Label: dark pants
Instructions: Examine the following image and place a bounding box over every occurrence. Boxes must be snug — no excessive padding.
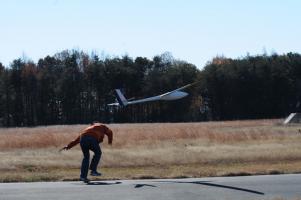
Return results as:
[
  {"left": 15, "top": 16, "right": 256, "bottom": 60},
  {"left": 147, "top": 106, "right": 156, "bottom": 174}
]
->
[{"left": 80, "top": 135, "right": 102, "bottom": 179}]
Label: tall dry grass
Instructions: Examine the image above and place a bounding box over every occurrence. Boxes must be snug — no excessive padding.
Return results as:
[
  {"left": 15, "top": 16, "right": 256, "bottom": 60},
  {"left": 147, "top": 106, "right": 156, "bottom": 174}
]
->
[
  {"left": 0, "top": 125, "right": 83, "bottom": 149},
  {"left": 0, "top": 119, "right": 297, "bottom": 150}
]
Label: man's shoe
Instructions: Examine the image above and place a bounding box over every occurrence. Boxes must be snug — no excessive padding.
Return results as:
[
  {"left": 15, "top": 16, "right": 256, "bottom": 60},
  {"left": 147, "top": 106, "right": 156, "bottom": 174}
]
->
[
  {"left": 80, "top": 177, "right": 90, "bottom": 183},
  {"left": 90, "top": 171, "right": 102, "bottom": 176}
]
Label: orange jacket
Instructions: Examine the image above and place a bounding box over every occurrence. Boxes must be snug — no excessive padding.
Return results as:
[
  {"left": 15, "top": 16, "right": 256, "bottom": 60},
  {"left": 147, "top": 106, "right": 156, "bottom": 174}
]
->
[{"left": 66, "top": 123, "right": 113, "bottom": 149}]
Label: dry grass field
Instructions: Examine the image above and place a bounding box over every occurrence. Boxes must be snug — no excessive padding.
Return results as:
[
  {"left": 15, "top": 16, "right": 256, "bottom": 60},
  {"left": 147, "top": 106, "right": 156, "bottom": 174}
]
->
[{"left": 1, "top": 119, "right": 301, "bottom": 182}]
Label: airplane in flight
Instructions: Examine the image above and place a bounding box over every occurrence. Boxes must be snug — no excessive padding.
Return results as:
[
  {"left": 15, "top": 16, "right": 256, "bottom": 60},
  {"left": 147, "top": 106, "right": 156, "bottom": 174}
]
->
[{"left": 108, "top": 82, "right": 198, "bottom": 107}]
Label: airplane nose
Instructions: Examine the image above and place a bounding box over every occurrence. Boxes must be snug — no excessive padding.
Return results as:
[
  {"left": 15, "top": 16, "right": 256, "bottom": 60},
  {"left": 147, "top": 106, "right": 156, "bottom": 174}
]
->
[{"left": 161, "top": 91, "right": 188, "bottom": 100}]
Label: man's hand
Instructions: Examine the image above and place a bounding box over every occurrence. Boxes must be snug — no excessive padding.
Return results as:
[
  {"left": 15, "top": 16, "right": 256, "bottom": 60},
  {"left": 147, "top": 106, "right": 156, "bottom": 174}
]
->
[{"left": 59, "top": 146, "right": 68, "bottom": 152}]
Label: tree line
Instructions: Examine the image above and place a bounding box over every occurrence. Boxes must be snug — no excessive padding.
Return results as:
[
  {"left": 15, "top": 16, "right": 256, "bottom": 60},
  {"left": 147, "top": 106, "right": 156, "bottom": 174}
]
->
[
  {"left": 199, "top": 53, "right": 301, "bottom": 120},
  {"left": 0, "top": 51, "right": 201, "bottom": 126},
  {"left": 0, "top": 50, "right": 300, "bottom": 127}
]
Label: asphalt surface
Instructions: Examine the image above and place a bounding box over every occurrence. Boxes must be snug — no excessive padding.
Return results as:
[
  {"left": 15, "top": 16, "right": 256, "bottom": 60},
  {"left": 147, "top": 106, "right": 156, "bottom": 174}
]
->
[{"left": 0, "top": 174, "right": 301, "bottom": 200}]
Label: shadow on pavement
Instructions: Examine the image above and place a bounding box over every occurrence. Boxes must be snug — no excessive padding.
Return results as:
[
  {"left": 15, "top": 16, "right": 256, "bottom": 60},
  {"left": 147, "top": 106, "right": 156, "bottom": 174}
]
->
[
  {"left": 82, "top": 179, "right": 264, "bottom": 195},
  {"left": 135, "top": 184, "right": 157, "bottom": 188},
  {"left": 87, "top": 181, "right": 122, "bottom": 186},
  {"left": 155, "top": 181, "right": 264, "bottom": 195}
]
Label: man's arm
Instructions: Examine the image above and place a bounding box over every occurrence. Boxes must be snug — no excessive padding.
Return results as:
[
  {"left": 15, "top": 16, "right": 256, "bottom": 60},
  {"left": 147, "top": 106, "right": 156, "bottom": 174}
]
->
[
  {"left": 60, "top": 135, "right": 80, "bottom": 151},
  {"left": 105, "top": 127, "right": 113, "bottom": 145}
]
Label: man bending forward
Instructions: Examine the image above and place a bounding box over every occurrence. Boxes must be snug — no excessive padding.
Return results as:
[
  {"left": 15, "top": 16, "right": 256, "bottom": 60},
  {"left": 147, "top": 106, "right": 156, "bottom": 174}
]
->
[{"left": 61, "top": 122, "right": 113, "bottom": 182}]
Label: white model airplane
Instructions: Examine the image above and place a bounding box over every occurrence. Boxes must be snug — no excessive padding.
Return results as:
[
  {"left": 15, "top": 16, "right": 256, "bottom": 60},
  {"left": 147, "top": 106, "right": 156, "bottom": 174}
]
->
[{"left": 108, "top": 82, "right": 197, "bottom": 107}]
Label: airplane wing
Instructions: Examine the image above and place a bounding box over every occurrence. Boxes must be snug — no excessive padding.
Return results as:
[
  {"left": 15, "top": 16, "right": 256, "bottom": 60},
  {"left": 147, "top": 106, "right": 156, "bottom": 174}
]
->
[{"left": 163, "top": 81, "right": 199, "bottom": 95}]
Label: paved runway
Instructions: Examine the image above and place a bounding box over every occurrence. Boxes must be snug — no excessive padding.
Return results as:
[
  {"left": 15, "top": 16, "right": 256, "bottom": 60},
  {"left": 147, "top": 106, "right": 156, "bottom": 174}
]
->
[{"left": 0, "top": 174, "right": 301, "bottom": 200}]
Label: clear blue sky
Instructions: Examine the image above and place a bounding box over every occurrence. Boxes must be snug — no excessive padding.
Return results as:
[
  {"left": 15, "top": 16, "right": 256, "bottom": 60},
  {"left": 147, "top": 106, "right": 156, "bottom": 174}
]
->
[{"left": 0, "top": 0, "right": 300, "bottom": 69}]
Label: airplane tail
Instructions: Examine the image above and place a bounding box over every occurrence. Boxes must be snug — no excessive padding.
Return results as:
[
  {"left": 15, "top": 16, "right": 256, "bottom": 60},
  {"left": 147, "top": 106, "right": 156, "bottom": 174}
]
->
[{"left": 115, "top": 89, "right": 128, "bottom": 106}]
